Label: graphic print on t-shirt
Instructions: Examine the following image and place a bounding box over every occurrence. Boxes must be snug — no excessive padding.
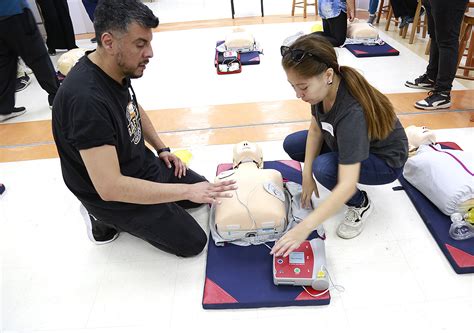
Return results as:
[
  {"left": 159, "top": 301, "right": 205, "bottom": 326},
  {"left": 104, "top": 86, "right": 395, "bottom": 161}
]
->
[{"left": 126, "top": 89, "right": 142, "bottom": 145}]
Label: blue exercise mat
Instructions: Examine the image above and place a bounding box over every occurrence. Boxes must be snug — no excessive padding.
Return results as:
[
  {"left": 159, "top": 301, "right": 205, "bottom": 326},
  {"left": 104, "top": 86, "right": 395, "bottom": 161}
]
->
[
  {"left": 345, "top": 42, "right": 400, "bottom": 58},
  {"left": 215, "top": 40, "right": 261, "bottom": 65},
  {"left": 202, "top": 160, "right": 331, "bottom": 309},
  {"left": 398, "top": 143, "right": 474, "bottom": 274}
]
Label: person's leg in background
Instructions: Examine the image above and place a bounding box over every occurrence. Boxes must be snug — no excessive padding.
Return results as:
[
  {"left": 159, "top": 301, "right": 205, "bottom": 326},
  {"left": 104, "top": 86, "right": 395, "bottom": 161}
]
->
[
  {"left": 404, "top": 0, "right": 437, "bottom": 90},
  {"left": 367, "top": 0, "right": 379, "bottom": 24},
  {"left": 0, "top": 37, "right": 25, "bottom": 121},
  {"left": 415, "top": 0, "right": 468, "bottom": 110},
  {"left": 10, "top": 8, "right": 59, "bottom": 109},
  {"left": 312, "top": 11, "right": 348, "bottom": 47},
  {"left": 391, "top": 0, "right": 418, "bottom": 29},
  {"left": 81, "top": 0, "right": 99, "bottom": 42},
  {"left": 36, "top": 0, "right": 77, "bottom": 54}
]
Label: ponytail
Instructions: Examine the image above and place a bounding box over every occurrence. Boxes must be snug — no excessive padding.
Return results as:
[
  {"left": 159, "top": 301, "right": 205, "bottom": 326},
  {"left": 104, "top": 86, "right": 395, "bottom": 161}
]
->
[{"left": 339, "top": 66, "right": 396, "bottom": 140}]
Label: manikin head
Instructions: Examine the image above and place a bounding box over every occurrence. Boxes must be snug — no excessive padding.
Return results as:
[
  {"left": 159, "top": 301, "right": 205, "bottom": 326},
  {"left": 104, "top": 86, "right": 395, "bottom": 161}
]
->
[
  {"left": 233, "top": 141, "right": 263, "bottom": 169},
  {"left": 93, "top": 0, "right": 159, "bottom": 79},
  {"left": 57, "top": 48, "right": 87, "bottom": 76},
  {"left": 405, "top": 125, "right": 437, "bottom": 151}
]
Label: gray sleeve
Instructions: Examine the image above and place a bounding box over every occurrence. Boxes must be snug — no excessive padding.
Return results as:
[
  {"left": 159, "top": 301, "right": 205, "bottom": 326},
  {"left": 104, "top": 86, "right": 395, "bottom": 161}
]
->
[{"left": 336, "top": 107, "right": 370, "bottom": 164}]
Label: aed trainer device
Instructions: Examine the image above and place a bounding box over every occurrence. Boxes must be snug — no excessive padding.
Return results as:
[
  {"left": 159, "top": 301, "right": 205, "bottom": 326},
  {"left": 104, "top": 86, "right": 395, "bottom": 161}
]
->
[
  {"left": 216, "top": 51, "right": 242, "bottom": 75},
  {"left": 273, "top": 238, "right": 329, "bottom": 291}
]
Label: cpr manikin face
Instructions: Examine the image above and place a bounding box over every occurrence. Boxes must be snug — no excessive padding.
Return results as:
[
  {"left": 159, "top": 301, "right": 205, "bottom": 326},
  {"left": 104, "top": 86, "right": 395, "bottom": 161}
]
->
[
  {"left": 405, "top": 125, "right": 437, "bottom": 152},
  {"left": 233, "top": 141, "right": 264, "bottom": 168}
]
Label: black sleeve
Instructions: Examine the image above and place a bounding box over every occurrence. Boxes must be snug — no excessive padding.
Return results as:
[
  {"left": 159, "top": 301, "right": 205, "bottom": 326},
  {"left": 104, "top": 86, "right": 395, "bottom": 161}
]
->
[
  {"left": 66, "top": 93, "right": 117, "bottom": 150},
  {"left": 336, "top": 106, "right": 370, "bottom": 165}
]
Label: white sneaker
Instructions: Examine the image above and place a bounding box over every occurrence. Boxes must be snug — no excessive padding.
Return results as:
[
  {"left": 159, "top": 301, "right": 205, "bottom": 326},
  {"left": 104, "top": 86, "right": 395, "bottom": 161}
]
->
[{"left": 336, "top": 191, "right": 373, "bottom": 239}]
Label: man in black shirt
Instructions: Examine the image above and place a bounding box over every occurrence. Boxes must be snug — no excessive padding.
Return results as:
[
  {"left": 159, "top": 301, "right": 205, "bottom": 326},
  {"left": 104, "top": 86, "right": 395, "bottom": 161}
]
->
[{"left": 52, "top": 0, "right": 236, "bottom": 257}]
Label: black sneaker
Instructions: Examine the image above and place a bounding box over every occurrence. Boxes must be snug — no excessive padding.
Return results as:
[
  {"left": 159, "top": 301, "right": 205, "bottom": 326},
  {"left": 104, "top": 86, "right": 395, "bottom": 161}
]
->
[
  {"left": 15, "top": 74, "right": 31, "bottom": 92},
  {"left": 0, "top": 183, "right": 5, "bottom": 195},
  {"left": 80, "top": 205, "right": 119, "bottom": 244},
  {"left": 0, "top": 107, "right": 27, "bottom": 122},
  {"left": 405, "top": 73, "right": 435, "bottom": 90},
  {"left": 415, "top": 90, "right": 451, "bottom": 110}
]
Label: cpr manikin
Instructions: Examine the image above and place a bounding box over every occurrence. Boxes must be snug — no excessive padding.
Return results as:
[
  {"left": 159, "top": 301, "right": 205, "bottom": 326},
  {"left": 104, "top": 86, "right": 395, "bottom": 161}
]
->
[
  {"left": 211, "top": 141, "right": 331, "bottom": 293},
  {"left": 214, "top": 141, "right": 287, "bottom": 242}
]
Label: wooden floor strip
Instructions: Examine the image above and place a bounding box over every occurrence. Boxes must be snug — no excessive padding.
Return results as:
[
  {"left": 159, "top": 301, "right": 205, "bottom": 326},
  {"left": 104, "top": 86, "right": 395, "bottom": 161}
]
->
[{"left": 1, "top": 91, "right": 472, "bottom": 162}]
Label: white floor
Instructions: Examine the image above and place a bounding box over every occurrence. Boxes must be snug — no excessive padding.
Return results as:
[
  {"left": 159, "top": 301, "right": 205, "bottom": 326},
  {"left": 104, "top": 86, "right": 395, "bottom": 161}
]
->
[{"left": 1, "top": 2, "right": 473, "bottom": 333}]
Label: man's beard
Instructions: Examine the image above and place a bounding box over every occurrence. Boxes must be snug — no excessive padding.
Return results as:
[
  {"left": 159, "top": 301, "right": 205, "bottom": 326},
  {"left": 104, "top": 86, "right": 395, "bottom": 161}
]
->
[{"left": 117, "top": 52, "right": 145, "bottom": 79}]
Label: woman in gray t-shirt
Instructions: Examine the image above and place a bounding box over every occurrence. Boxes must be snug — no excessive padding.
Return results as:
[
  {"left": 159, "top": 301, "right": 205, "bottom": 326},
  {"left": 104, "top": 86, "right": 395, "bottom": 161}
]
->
[{"left": 271, "top": 34, "right": 408, "bottom": 257}]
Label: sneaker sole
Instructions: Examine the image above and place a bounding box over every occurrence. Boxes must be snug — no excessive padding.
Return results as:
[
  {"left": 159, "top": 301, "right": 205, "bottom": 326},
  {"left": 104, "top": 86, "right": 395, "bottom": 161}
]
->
[
  {"left": 414, "top": 102, "right": 451, "bottom": 110},
  {"left": 404, "top": 83, "right": 434, "bottom": 90}
]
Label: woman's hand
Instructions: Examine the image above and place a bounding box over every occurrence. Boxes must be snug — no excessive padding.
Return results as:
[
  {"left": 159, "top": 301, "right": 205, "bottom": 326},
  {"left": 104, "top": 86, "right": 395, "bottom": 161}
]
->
[
  {"left": 270, "top": 222, "right": 313, "bottom": 257},
  {"left": 159, "top": 151, "right": 187, "bottom": 178},
  {"left": 301, "top": 171, "right": 319, "bottom": 208}
]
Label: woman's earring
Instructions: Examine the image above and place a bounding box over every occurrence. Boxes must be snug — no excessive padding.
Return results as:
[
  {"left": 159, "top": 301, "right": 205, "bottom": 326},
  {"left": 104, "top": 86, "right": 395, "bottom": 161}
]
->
[{"left": 327, "top": 80, "right": 333, "bottom": 85}]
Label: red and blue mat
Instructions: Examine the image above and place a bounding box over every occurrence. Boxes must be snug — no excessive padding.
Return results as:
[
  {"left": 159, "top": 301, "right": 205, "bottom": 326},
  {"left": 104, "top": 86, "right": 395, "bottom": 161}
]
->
[
  {"left": 202, "top": 160, "right": 331, "bottom": 309},
  {"left": 399, "top": 142, "right": 474, "bottom": 274},
  {"left": 345, "top": 42, "right": 400, "bottom": 58}
]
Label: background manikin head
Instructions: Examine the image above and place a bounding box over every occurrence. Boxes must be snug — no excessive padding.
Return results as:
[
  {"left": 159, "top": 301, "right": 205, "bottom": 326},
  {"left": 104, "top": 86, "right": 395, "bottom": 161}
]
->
[
  {"left": 405, "top": 125, "right": 437, "bottom": 152},
  {"left": 57, "top": 48, "right": 87, "bottom": 76},
  {"left": 233, "top": 141, "right": 263, "bottom": 168}
]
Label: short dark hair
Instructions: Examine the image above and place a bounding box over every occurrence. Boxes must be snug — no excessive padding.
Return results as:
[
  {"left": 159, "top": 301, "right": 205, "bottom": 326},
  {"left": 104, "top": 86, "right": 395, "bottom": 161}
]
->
[{"left": 94, "top": 0, "right": 159, "bottom": 46}]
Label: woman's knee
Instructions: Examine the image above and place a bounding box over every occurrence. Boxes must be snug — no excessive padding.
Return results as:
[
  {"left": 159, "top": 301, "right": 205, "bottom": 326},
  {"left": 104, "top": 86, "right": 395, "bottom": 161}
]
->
[
  {"left": 283, "top": 130, "right": 308, "bottom": 161},
  {"left": 313, "top": 153, "right": 339, "bottom": 186}
]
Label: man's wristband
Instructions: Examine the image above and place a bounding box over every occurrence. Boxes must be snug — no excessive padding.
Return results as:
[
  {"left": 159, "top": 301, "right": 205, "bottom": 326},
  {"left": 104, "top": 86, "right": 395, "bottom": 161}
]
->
[{"left": 157, "top": 147, "right": 171, "bottom": 155}]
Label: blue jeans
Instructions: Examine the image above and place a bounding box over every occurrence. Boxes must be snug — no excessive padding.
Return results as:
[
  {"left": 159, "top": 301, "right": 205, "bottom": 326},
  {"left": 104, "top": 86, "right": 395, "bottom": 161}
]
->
[
  {"left": 283, "top": 130, "right": 403, "bottom": 207},
  {"left": 369, "top": 0, "right": 380, "bottom": 15}
]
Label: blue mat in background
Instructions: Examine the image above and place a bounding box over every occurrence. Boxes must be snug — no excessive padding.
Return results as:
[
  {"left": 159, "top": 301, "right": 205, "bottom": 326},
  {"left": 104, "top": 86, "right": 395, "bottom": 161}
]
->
[
  {"left": 202, "top": 160, "right": 330, "bottom": 309},
  {"left": 398, "top": 142, "right": 474, "bottom": 274},
  {"left": 345, "top": 42, "right": 400, "bottom": 57},
  {"left": 215, "top": 40, "right": 261, "bottom": 65}
]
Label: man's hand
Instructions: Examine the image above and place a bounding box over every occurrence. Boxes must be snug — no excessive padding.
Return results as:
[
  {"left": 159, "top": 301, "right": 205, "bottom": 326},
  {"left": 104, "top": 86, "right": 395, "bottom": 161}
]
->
[
  {"left": 270, "top": 222, "right": 312, "bottom": 257},
  {"left": 187, "top": 180, "right": 238, "bottom": 205},
  {"left": 159, "top": 151, "right": 187, "bottom": 178}
]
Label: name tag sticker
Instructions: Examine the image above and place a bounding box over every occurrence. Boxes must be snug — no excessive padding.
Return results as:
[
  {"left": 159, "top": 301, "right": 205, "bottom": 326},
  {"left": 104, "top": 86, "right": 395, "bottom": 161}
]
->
[{"left": 321, "top": 122, "right": 334, "bottom": 136}]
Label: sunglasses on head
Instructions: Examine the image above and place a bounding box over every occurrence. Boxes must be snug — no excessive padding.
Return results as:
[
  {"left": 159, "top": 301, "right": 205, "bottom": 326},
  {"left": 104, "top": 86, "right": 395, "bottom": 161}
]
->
[{"left": 280, "top": 45, "right": 321, "bottom": 63}]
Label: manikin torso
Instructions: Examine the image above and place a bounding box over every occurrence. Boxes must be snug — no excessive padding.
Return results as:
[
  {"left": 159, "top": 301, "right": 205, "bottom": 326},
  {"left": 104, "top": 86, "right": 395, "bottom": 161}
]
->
[{"left": 214, "top": 161, "right": 287, "bottom": 237}]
